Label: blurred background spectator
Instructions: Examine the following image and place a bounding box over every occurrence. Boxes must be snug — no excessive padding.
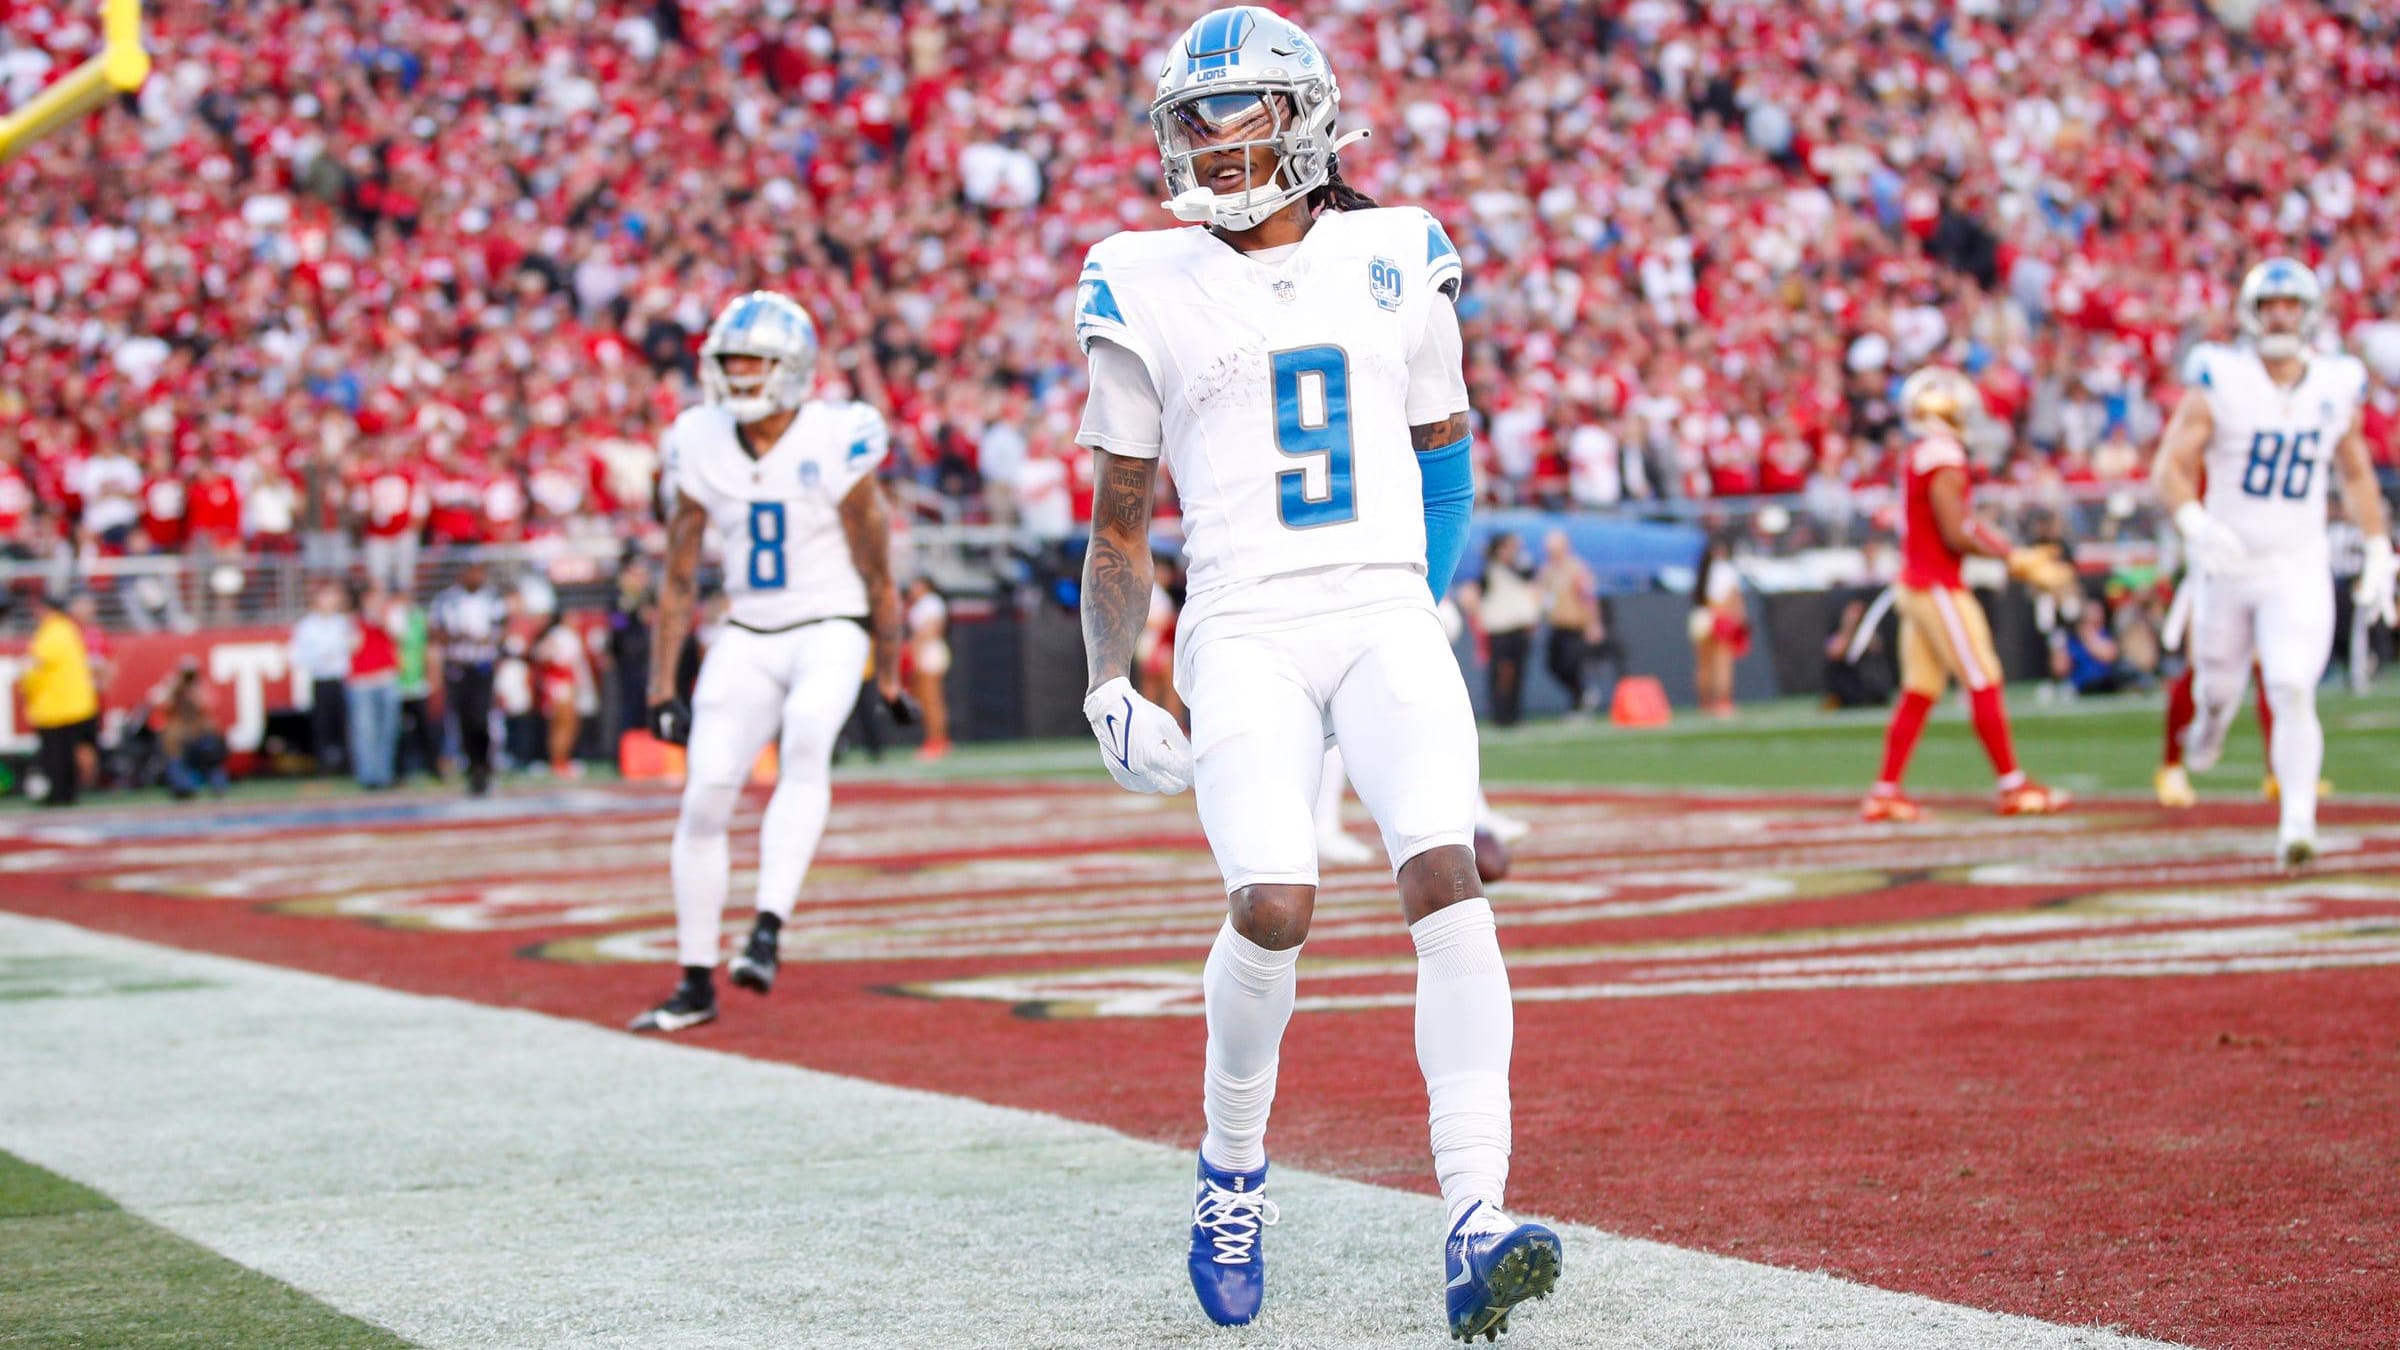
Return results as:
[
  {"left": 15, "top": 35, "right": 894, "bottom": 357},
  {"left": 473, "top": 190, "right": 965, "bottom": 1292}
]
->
[
  {"left": 17, "top": 590, "right": 97, "bottom": 805},
  {"left": 1476, "top": 533, "right": 1539, "bottom": 727},
  {"left": 1535, "top": 528, "right": 1602, "bottom": 715},
  {"left": 150, "top": 656, "right": 228, "bottom": 798},
  {"left": 1823, "top": 596, "right": 1892, "bottom": 709},
  {"left": 346, "top": 583, "right": 400, "bottom": 789},
  {"left": 288, "top": 581, "right": 354, "bottom": 773},
  {"left": 905, "top": 576, "right": 951, "bottom": 761}
]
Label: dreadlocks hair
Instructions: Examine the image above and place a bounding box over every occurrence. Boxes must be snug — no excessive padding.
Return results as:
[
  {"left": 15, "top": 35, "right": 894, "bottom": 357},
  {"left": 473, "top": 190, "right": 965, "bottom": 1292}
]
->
[{"left": 1309, "top": 154, "right": 1379, "bottom": 214}]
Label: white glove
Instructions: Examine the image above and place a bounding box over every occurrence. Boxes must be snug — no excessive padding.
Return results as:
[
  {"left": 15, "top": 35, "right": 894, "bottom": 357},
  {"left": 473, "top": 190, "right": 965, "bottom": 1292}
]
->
[
  {"left": 2357, "top": 535, "right": 2398, "bottom": 628},
  {"left": 2175, "top": 502, "right": 2249, "bottom": 577},
  {"left": 1082, "top": 676, "right": 1193, "bottom": 795}
]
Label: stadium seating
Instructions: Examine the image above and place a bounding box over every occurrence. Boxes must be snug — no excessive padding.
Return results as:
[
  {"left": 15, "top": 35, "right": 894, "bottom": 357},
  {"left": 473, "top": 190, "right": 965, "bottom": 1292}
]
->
[{"left": 3, "top": 0, "right": 2397, "bottom": 564}]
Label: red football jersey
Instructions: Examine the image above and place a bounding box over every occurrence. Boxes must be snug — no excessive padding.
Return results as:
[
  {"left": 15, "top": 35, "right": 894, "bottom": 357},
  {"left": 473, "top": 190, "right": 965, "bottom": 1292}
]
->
[
  {"left": 354, "top": 466, "right": 424, "bottom": 539},
  {"left": 0, "top": 462, "right": 35, "bottom": 540},
  {"left": 141, "top": 475, "right": 190, "bottom": 550},
  {"left": 1899, "top": 434, "right": 1971, "bottom": 590}
]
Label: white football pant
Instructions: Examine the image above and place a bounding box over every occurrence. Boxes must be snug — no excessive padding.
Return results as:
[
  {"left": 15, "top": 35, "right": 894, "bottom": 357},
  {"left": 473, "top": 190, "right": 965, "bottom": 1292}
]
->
[
  {"left": 1186, "top": 605, "right": 1480, "bottom": 890},
  {"left": 671, "top": 620, "right": 869, "bottom": 967},
  {"left": 2185, "top": 567, "right": 2332, "bottom": 842}
]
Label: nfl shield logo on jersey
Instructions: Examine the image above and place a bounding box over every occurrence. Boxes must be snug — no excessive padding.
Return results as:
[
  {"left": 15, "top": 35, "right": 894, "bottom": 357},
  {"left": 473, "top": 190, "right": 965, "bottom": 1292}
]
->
[
  {"left": 800, "top": 461, "right": 821, "bottom": 488},
  {"left": 1369, "top": 256, "right": 1403, "bottom": 312}
]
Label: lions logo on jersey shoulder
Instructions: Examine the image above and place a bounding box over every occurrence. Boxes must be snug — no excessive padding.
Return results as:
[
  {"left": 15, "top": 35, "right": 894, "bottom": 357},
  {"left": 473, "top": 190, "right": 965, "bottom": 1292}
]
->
[{"left": 1369, "top": 256, "right": 1403, "bottom": 311}]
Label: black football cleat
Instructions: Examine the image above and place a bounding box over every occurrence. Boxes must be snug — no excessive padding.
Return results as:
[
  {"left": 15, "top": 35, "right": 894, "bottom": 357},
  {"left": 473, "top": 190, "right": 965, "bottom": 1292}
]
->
[
  {"left": 628, "top": 985, "right": 717, "bottom": 1033},
  {"left": 728, "top": 923, "right": 780, "bottom": 995}
]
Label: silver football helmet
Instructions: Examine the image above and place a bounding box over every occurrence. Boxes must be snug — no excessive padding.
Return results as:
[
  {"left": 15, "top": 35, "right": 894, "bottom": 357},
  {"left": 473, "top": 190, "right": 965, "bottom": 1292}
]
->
[
  {"left": 700, "top": 291, "right": 817, "bottom": 423},
  {"left": 2236, "top": 257, "right": 2323, "bottom": 362},
  {"left": 1150, "top": 6, "right": 1367, "bottom": 233}
]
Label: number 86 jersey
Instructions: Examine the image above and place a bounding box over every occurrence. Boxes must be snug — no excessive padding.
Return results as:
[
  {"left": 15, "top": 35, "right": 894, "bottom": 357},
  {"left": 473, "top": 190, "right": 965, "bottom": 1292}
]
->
[
  {"left": 1073, "top": 208, "right": 1468, "bottom": 595},
  {"left": 2189, "top": 343, "right": 2367, "bottom": 570},
  {"left": 660, "top": 401, "right": 889, "bottom": 630}
]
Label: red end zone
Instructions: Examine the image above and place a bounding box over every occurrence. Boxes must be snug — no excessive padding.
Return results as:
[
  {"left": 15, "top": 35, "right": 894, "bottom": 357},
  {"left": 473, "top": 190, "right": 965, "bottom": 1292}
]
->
[{"left": 4, "top": 782, "right": 2396, "bottom": 1350}]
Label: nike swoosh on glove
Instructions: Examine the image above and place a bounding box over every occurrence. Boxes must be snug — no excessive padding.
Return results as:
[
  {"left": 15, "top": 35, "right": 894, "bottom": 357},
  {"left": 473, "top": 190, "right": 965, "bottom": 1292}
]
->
[
  {"left": 2175, "top": 502, "right": 2249, "bottom": 577},
  {"left": 2357, "top": 535, "right": 2398, "bottom": 628},
  {"left": 1083, "top": 676, "right": 1193, "bottom": 795}
]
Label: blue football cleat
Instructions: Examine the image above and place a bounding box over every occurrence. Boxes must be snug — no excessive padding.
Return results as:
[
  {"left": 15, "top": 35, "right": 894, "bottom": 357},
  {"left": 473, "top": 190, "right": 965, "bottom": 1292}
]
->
[
  {"left": 1188, "top": 1154, "right": 1278, "bottom": 1326},
  {"left": 1444, "top": 1201, "right": 1562, "bottom": 1342}
]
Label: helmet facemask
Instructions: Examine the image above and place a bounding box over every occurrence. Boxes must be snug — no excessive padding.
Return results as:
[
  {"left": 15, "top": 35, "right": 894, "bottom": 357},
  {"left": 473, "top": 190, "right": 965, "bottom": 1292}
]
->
[
  {"left": 1154, "top": 86, "right": 1335, "bottom": 232},
  {"left": 2237, "top": 259, "right": 2323, "bottom": 362},
  {"left": 699, "top": 293, "right": 818, "bottom": 424}
]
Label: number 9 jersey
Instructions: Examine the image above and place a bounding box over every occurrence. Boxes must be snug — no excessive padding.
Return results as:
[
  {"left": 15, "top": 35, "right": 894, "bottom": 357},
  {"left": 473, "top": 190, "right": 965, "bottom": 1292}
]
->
[
  {"left": 2187, "top": 342, "right": 2368, "bottom": 570},
  {"left": 1073, "top": 207, "right": 1468, "bottom": 597},
  {"left": 659, "top": 401, "right": 889, "bottom": 631}
]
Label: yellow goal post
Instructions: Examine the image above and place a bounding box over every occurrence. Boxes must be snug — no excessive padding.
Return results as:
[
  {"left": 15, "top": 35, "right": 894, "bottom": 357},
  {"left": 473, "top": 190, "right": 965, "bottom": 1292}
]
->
[{"left": 0, "top": 0, "right": 150, "bottom": 164}]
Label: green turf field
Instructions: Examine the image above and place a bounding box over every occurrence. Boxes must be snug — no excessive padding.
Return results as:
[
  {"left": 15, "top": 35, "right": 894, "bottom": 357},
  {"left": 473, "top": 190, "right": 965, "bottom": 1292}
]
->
[
  {"left": 0, "top": 1150, "right": 411, "bottom": 1348},
  {"left": 13, "top": 681, "right": 2392, "bottom": 812},
  {"left": 875, "top": 682, "right": 2400, "bottom": 800}
]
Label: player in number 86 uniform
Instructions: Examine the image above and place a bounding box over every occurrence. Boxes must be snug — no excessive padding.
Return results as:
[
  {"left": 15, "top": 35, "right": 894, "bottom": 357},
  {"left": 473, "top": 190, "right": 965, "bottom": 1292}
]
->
[
  {"left": 631, "top": 292, "right": 905, "bottom": 1032},
  {"left": 1073, "top": 8, "right": 1557, "bottom": 1340},
  {"left": 2154, "top": 258, "right": 2396, "bottom": 867}
]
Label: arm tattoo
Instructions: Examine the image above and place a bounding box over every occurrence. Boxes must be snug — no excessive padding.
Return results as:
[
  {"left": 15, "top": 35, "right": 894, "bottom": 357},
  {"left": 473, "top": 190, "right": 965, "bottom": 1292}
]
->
[
  {"left": 840, "top": 478, "right": 903, "bottom": 686},
  {"left": 1082, "top": 451, "right": 1158, "bottom": 689},
  {"left": 1412, "top": 412, "right": 1470, "bottom": 451},
  {"left": 648, "top": 499, "right": 708, "bottom": 700}
]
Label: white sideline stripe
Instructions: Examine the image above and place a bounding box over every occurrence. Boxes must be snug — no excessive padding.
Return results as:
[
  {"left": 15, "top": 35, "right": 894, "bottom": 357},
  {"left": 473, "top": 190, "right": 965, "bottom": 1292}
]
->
[{"left": 0, "top": 913, "right": 2184, "bottom": 1350}]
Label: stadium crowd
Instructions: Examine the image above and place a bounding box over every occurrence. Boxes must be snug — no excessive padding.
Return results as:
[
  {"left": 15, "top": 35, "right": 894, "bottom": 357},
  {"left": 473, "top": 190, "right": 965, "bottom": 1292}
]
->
[{"left": 5, "top": 0, "right": 2400, "bottom": 570}]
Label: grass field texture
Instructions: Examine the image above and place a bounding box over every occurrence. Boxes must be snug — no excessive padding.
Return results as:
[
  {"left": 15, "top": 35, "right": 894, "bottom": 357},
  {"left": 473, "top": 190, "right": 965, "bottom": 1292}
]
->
[{"left": 0, "top": 1150, "right": 409, "bottom": 1349}]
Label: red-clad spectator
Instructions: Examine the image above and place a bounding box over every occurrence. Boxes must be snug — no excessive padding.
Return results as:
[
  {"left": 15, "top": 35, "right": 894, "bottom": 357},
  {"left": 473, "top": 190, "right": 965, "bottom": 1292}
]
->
[
  {"left": 2, "top": 0, "right": 2398, "bottom": 523},
  {"left": 0, "top": 443, "right": 34, "bottom": 557},
  {"left": 352, "top": 445, "right": 428, "bottom": 592},
  {"left": 424, "top": 451, "right": 486, "bottom": 549},
  {"left": 479, "top": 452, "right": 528, "bottom": 544},
  {"left": 138, "top": 448, "right": 190, "bottom": 553},
  {"left": 186, "top": 460, "right": 245, "bottom": 554}
]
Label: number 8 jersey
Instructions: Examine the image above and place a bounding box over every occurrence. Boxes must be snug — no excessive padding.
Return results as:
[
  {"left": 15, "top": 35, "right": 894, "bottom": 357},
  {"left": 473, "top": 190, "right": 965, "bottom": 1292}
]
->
[
  {"left": 2188, "top": 342, "right": 2368, "bottom": 569},
  {"left": 1074, "top": 208, "right": 1468, "bottom": 598},
  {"left": 660, "top": 400, "right": 889, "bottom": 630}
]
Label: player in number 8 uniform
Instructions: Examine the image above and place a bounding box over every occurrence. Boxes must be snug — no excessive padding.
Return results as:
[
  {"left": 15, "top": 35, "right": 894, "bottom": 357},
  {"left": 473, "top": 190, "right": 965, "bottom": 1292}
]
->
[
  {"left": 2153, "top": 258, "right": 2396, "bottom": 867},
  {"left": 1073, "top": 8, "right": 1558, "bottom": 1340},
  {"left": 630, "top": 292, "right": 905, "bottom": 1032}
]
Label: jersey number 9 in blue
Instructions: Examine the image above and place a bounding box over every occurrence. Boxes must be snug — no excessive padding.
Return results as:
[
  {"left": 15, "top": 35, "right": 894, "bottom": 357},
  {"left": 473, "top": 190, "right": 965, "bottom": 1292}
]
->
[
  {"left": 1271, "top": 345, "right": 1357, "bottom": 530},
  {"left": 2240, "top": 429, "right": 2319, "bottom": 501},
  {"left": 747, "top": 502, "right": 787, "bottom": 589}
]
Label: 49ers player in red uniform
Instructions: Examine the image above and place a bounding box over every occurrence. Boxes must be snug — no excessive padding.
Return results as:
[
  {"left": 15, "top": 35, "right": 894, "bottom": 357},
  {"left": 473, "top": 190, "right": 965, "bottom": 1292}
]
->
[{"left": 1863, "top": 367, "right": 2076, "bottom": 822}]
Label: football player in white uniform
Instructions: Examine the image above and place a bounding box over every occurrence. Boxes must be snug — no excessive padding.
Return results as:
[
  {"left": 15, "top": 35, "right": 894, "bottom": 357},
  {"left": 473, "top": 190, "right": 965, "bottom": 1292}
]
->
[
  {"left": 1073, "top": 9, "right": 1558, "bottom": 1340},
  {"left": 2154, "top": 259, "right": 2396, "bottom": 867},
  {"left": 632, "top": 292, "right": 905, "bottom": 1032}
]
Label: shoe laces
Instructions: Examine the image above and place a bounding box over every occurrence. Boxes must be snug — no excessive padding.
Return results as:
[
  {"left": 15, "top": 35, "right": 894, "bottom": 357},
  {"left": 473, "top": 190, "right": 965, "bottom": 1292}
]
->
[{"left": 1193, "top": 1179, "right": 1279, "bottom": 1265}]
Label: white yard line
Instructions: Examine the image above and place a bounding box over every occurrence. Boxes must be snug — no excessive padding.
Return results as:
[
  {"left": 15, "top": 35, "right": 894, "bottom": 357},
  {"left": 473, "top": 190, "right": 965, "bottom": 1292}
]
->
[{"left": 0, "top": 912, "right": 2183, "bottom": 1350}]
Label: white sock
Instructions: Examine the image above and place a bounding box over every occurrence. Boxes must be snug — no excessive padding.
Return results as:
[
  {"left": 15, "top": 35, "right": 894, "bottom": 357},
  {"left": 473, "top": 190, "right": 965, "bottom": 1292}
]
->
[
  {"left": 755, "top": 773, "right": 832, "bottom": 923},
  {"left": 1412, "top": 898, "right": 1513, "bottom": 1226},
  {"left": 1200, "top": 920, "right": 1301, "bottom": 1173},
  {"left": 669, "top": 782, "right": 738, "bottom": 968},
  {"left": 2266, "top": 680, "right": 2323, "bottom": 841},
  {"left": 1315, "top": 745, "right": 1347, "bottom": 836}
]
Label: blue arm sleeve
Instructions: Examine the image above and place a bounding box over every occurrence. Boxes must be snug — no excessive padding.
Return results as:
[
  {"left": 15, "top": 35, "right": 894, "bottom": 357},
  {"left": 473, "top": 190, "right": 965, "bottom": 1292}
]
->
[{"left": 1418, "top": 435, "right": 1475, "bottom": 600}]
